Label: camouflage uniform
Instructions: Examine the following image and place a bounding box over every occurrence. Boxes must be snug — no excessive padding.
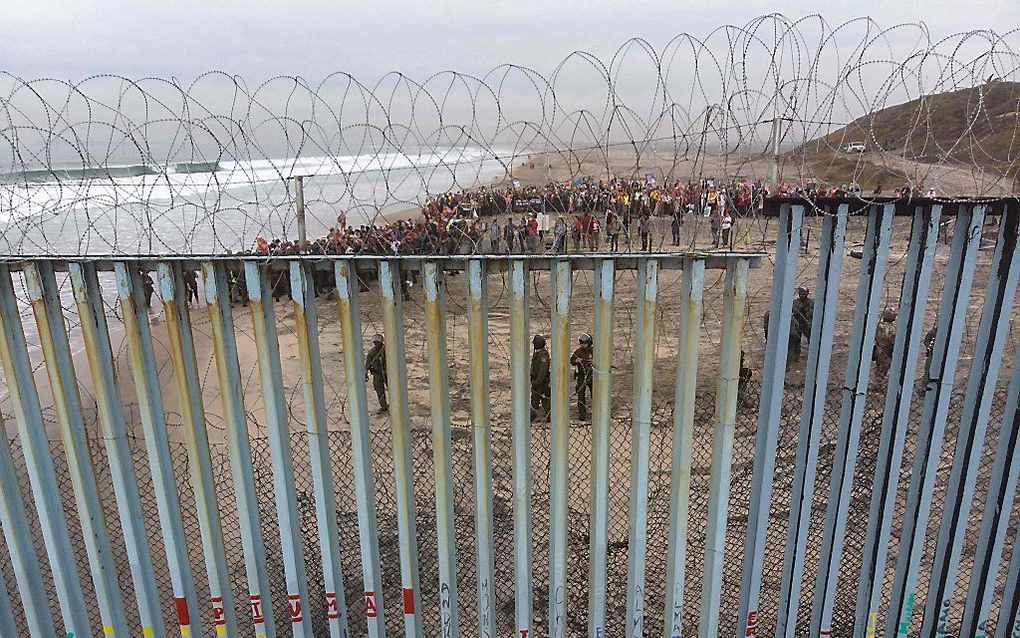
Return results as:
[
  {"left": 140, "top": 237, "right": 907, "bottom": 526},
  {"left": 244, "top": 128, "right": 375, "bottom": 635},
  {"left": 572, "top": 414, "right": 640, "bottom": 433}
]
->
[
  {"left": 570, "top": 342, "right": 594, "bottom": 420},
  {"left": 790, "top": 289, "right": 814, "bottom": 362},
  {"left": 530, "top": 342, "right": 551, "bottom": 422},
  {"left": 872, "top": 310, "right": 897, "bottom": 378},
  {"left": 366, "top": 342, "right": 389, "bottom": 411}
]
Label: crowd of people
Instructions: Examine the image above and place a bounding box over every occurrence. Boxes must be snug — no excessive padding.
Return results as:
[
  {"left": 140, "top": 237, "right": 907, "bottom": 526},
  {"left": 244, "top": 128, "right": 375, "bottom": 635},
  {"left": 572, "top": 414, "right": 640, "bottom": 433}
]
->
[{"left": 251, "top": 176, "right": 785, "bottom": 259}]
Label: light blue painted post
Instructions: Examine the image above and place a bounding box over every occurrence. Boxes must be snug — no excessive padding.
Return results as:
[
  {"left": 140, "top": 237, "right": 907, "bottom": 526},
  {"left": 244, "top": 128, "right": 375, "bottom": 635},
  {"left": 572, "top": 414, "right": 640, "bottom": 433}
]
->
[
  {"left": 664, "top": 259, "right": 705, "bottom": 638},
  {"left": 589, "top": 259, "right": 615, "bottom": 638},
  {"left": 884, "top": 205, "right": 986, "bottom": 638},
  {"left": 70, "top": 262, "right": 165, "bottom": 638},
  {"left": 0, "top": 560, "right": 17, "bottom": 637},
  {"left": 24, "top": 262, "right": 129, "bottom": 638},
  {"left": 115, "top": 261, "right": 203, "bottom": 638},
  {"left": 423, "top": 261, "right": 459, "bottom": 638},
  {"left": 737, "top": 203, "right": 802, "bottom": 638},
  {"left": 698, "top": 258, "right": 749, "bottom": 638},
  {"left": 994, "top": 538, "right": 1020, "bottom": 638},
  {"left": 921, "top": 206, "right": 1020, "bottom": 638},
  {"left": 509, "top": 259, "right": 533, "bottom": 638},
  {"left": 157, "top": 261, "right": 239, "bottom": 638},
  {"left": 0, "top": 264, "right": 91, "bottom": 638},
  {"left": 961, "top": 337, "right": 1020, "bottom": 638},
  {"left": 203, "top": 262, "right": 277, "bottom": 638},
  {"left": 290, "top": 261, "right": 350, "bottom": 638},
  {"left": 378, "top": 260, "right": 423, "bottom": 638},
  {"left": 466, "top": 259, "right": 496, "bottom": 638},
  {"left": 853, "top": 204, "right": 941, "bottom": 636},
  {"left": 334, "top": 260, "right": 386, "bottom": 638},
  {"left": 0, "top": 407, "right": 52, "bottom": 638},
  {"left": 244, "top": 262, "right": 313, "bottom": 638},
  {"left": 549, "top": 259, "right": 572, "bottom": 638},
  {"left": 625, "top": 257, "right": 658, "bottom": 638},
  {"left": 776, "top": 205, "right": 848, "bottom": 638},
  {"left": 809, "top": 204, "right": 894, "bottom": 638}
]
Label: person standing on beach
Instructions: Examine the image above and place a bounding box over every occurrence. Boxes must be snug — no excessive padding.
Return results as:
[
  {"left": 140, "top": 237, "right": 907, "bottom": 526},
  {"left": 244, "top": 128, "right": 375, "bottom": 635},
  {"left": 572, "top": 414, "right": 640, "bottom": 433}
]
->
[
  {"left": 570, "top": 333, "right": 594, "bottom": 421},
  {"left": 721, "top": 209, "right": 733, "bottom": 248},
  {"left": 142, "top": 272, "right": 155, "bottom": 309},
  {"left": 184, "top": 269, "right": 200, "bottom": 306},
  {"left": 489, "top": 219, "right": 501, "bottom": 253},
  {"left": 638, "top": 214, "right": 651, "bottom": 252},
  {"left": 365, "top": 334, "right": 389, "bottom": 414},
  {"left": 504, "top": 217, "right": 515, "bottom": 254},
  {"left": 553, "top": 215, "right": 568, "bottom": 253},
  {"left": 606, "top": 211, "right": 621, "bottom": 252},
  {"left": 671, "top": 205, "right": 683, "bottom": 246},
  {"left": 530, "top": 335, "right": 551, "bottom": 422}
]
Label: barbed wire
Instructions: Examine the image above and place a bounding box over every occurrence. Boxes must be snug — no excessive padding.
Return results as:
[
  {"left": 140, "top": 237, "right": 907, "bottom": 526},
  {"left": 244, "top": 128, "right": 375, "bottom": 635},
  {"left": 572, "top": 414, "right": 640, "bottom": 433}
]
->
[{"left": 1, "top": 14, "right": 1019, "bottom": 258}]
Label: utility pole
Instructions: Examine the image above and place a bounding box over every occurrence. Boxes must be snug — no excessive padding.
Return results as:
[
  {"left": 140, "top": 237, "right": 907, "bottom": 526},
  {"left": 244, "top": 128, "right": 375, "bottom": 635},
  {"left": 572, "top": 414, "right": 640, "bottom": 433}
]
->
[
  {"left": 770, "top": 115, "right": 781, "bottom": 191},
  {"left": 295, "top": 175, "right": 306, "bottom": 251}
]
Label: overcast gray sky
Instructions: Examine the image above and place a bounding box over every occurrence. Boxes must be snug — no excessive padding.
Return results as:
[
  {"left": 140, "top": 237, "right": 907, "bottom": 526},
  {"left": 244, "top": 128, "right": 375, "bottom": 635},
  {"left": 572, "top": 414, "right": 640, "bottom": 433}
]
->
[{"left": 2, "top": 0, "right": 1016, "bottom": 81}]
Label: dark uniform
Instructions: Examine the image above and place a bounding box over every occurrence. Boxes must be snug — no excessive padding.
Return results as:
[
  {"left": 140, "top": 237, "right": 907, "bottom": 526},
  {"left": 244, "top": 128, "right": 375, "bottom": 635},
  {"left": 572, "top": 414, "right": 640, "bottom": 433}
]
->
[
  {"left": 570, "top": 340, "right": 594, "bottom": 420},
  {"left": 872, "top": 310, "right": 897, "bottom": 378},
  {"left": 530, "top": 337, "right": 551, "bottom": 422},
  {"left": 923, "top": 325, "right": 938, "bottom": 377},
  {"left": 366, "top": 340, "right": 388, "bottom": 412}
]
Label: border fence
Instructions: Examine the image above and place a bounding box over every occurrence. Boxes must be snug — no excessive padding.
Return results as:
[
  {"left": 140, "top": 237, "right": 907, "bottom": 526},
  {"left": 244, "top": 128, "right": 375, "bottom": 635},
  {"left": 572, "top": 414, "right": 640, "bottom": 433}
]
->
[{"left": 0, "top": 198, "right": 1019, "bottom": 638}]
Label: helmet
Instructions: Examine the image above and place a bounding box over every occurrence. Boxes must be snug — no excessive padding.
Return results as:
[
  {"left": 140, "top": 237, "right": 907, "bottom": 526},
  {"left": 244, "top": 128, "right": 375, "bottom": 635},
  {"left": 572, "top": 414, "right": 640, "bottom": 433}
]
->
[
  {"left": 579, "top": 333, "right": 592, "bottom": 344},
  {"left": 532, "top": 335, "right": 546, "bottom": 348},
  {"left": 881, "top": 309, "right": 896, "bottom": 322},
  {"left": 372, "top": 334, "right": 384, "bottom": 344}
]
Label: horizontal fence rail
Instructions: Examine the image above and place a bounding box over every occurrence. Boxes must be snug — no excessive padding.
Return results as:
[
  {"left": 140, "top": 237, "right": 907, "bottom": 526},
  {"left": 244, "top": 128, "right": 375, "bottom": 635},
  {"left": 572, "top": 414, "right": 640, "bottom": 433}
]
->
[{"left": 0, "top": 204, "right": 1018, "bottom": 638}]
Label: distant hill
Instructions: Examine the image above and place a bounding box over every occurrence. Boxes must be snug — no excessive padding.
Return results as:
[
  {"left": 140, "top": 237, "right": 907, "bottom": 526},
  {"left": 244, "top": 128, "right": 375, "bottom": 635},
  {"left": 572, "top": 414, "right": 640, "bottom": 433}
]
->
[{"left": 790, "top": 81, "right": 1020, "bottom": 190}]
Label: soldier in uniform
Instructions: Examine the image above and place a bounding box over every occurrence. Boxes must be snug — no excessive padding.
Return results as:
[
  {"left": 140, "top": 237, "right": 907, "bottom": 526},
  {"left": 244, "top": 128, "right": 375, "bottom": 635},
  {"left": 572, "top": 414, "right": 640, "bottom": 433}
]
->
[
  {"left": 872, "top": 309, "right": 897, "bottom": 378},
  {"left": 791, "top": 286, "right": 813, "bottom": 358},
  {"left": 923, "top": 324, "right": 938, "bottom": 378},
  {"left": 530, "top": 335, "right": 551, "bottom": 422},
  {"left": 365, "top": 334, "right": 389, "bottom": 413},
  {"left": 570, "top": 333, "right": 594, "bottom": 421}
]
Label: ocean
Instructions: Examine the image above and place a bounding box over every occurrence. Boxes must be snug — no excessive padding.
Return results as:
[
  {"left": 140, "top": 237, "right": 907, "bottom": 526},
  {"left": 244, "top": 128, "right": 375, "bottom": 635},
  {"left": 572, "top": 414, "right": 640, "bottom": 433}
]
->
[{"left": 0, "top": 146, "right": 513, "bottom": 256}]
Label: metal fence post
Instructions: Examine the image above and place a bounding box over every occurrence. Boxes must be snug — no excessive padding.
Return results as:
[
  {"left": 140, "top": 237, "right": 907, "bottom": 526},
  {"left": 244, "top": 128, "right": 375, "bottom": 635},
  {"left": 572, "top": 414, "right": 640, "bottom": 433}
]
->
[
  {"left": 423, "top": 261, "right": 460, "bottom": 638},
  {"left": 853, "top": 204, "right": 941, "bottom": 636},
  {"left": 467, "top": 259, "right": 496, "bottom": 638},
  {"left": 626, "top": 257, "right": 658, "bottom": 638},
  {"left": 158, "top": 262, "right": 239, "bottom": 638},
  {"left": 775, "top": 205, "right": 848, "bottom": 638},
  {"left": 0, "top": 264, "right": 91, "bottom": 638},
  {"left": 378, "top": 260, "right": 423, "bottom": 638},
  {"left": 334, "top": 260, "right": 387, "bottom": 638},
  {"left": 884, "top": 205, "right": 986, "bottom": 638},
  {"left": 0, "top": 407, "right": 52, "bottom": 638},
  {"left": 961, "top": 336, "right": 1020, "bottom": 637},
  {"left": 698, "top": 257, "right": 749, "bottom": 638},
  {"left": 921, "top": 205, "right": 1020, "bottom": 638},
  {"left": 589, "top": 259, "right": 615, "bottom": 638},
  {"left": 115, "top": 261, "right": 204, "bottom": 638},
  {"left": 244, "top": 262, "right": 313, "bottom": 638},
  {"left": 995, "top": 534, "right": 1020, "bottom": 638},
  {"left": 809, "top": 203, "right": 893, "bottom": 637},
  {"left": 664, "top": 258, "right": 705, "bottom": 638},
  {"left": 509, "top": 259, "right": 533, "bottom": 638},
  {"left": 24, "top": 262, "right": 129, "bottom": 637},
  {"left": 203, "top": 262, "right": 277, "bottom": 638},
  {"left": 549, "top": 259, "right": 573, "bottom": 638},
  {"left": 737, "top": 203, "right": 802, "bottom": 638},
  {"left": 290, "top": 261, "right": 351, "bottom": 638},
  {"left": 70, "top": 262, "right": 166, "bottom": 638}
]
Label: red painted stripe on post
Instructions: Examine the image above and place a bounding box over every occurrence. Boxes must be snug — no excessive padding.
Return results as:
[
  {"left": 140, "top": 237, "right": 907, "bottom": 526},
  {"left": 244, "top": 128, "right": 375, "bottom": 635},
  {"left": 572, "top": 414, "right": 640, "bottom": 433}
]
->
[
  {"left": 402, "top": 588, "right": 415, "bottom": 614},
  {"left": 175, "top": 597, "right": 191, "bottom": 626}
]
